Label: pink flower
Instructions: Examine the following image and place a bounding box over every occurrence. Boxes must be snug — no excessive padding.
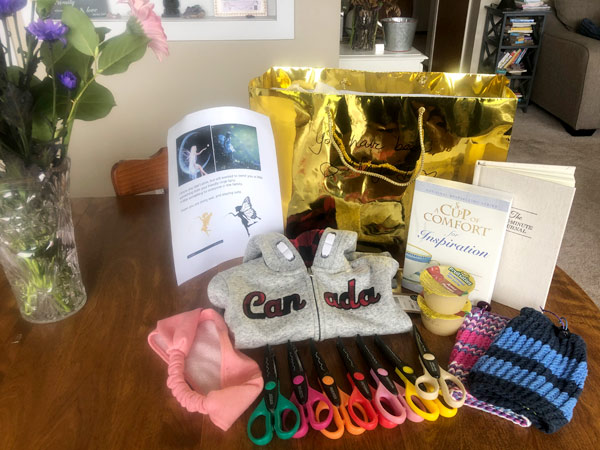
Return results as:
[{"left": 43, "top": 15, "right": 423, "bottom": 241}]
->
[{"left": 120, "top": 0, "right": 169, "bottom": 61}]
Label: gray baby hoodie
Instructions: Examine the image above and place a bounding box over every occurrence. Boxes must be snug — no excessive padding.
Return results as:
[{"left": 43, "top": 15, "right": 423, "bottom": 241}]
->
[{"left": 207, "top": 228, "right": 412, "bottom": 349}]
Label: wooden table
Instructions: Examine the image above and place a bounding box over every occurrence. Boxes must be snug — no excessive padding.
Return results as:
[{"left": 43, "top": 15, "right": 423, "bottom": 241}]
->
[{"left": 1, "top": 195, "right": 598, "bottom": 449}]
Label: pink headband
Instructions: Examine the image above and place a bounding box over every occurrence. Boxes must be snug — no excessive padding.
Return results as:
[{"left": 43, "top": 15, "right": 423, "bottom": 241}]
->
[{"left": 148, "top": 308, "right": 263, "bottom": 431}]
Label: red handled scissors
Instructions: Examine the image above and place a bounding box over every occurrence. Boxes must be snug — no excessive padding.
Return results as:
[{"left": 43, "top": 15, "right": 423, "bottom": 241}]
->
[
  {"left": 374, "top": 334, "right": 457, "bottom": 421},
  {"left": 286, "top": 341, "right": 334, "bottom": 438},
  {"left": 335, "top": 337, "right": 379, "bottom": 431},
  {"left": 355, "top": 335, "right": 408, "bottom": 429},
  {"left": 309, "top": 339, "right": 369, "bottom": 438},
  {"left": 413, "top": 325, "right": 467, "bottom": 409}
]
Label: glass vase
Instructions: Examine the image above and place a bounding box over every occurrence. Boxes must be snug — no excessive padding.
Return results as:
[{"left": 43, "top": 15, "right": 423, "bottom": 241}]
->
[{"left": 0, "top": 159, "right": 87, "bottom": 323}]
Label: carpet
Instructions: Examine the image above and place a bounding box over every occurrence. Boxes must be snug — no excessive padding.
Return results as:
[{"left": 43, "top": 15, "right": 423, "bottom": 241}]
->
[{"left": 507, "top": 104, "right": 600, "bottom": 306}]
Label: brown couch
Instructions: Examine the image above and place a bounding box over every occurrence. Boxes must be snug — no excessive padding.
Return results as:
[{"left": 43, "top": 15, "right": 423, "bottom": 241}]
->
[{"left": 531, "top": 0, "right": 600, "bottom": 134}]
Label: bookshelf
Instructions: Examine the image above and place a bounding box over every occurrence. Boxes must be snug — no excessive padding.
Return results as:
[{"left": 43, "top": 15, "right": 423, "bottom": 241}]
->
[{"left": 478, "top": 6, "right": 549, "bottom": 112}]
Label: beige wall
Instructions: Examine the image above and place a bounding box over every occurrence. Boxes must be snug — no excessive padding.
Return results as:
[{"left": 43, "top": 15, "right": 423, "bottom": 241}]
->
[
  {"left": 69, "top": 0, "right": 340, "bottom": 197},
  {"left": 468, "top": 0, "right": 496, "bottom": 72}
]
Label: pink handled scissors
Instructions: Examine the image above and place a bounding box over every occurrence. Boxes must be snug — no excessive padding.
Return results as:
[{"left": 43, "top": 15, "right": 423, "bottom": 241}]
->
[
  {"left": 286, "top": 341, "right": 334, "bottom": 438},
  {"left": 356, "top": 335, "right": 407, "bottom": 428}
]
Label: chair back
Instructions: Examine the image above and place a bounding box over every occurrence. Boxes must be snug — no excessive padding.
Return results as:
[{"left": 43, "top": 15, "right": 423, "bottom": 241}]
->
[{"left": 111, "top": 148, "right": 168, "bottom": 196}]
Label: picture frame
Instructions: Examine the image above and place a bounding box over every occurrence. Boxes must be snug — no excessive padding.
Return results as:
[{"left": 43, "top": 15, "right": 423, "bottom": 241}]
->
[{"left": 214, "top": 0, "right": 268, "bottom": 17}]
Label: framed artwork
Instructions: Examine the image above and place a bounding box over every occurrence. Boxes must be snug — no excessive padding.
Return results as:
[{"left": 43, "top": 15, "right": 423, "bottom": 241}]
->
[{"left": 214, "top": 0, "right": 268, "bottom": 17}]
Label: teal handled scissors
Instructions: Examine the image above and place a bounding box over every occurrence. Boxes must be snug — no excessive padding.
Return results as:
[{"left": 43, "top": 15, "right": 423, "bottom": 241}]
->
[
  {"left": 374, "top": 334, "right": 457, "bottom": 421},
  {"left": 247, "top": 345, "right": 301, "bottom": 446},
  {"left": 413, "top": 325, "right": 467, "bottom": 409}
]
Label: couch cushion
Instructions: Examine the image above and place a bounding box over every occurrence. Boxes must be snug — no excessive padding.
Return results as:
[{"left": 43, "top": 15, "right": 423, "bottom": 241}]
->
[{"left": 554, "top": 0, "right": 600, "bottom": 31}]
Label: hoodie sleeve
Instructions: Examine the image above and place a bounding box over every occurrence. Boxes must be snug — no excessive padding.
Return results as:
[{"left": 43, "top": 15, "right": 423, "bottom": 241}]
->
[{"left": 207, "top": 273, "right": 229, "bottom": 308}]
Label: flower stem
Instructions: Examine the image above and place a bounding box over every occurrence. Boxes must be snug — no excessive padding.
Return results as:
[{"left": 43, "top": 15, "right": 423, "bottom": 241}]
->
[
  {"left": 48, "top": 45, "right": 58, "bottom": 137},
  {"left": 11, "top": 13, "right": 24, "bottom": 67},
  {"left": 1, "top": 17, "right": 13, "bottom": 66},
  {"left": 63, "top": 73, "right": 97, "bottom": 147}
]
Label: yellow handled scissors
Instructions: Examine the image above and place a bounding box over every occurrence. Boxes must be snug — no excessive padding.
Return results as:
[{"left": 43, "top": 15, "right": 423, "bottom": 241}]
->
[
  {"left": 413, "top": 325, "right": 466, "bottom": 409},
  {"left": 374, "top": 335, "right": 456, "bottom": 420}
]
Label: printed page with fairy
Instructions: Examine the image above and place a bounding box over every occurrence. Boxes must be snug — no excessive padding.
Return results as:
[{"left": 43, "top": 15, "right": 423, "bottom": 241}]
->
[{"left": 167, "top": 107, "right": 283, "bottom": 285}]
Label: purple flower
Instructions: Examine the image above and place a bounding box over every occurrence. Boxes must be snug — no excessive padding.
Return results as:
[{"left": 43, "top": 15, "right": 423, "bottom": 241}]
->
[
  {"left": 27, "top": 19, "right": 69, "bottom": 46},
  {"left": 58, "top": 71, "right": 77, "bottom": 90},
  {"left": 0, "top": 0, "right": 27, "bottom": 17}
]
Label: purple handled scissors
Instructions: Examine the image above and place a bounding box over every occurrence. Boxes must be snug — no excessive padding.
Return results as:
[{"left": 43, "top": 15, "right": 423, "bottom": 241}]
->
[
  {"left": 286, "top": 341, "right": 334, "bottom": 438},
  {"left": 355, "top": 335, "right": 407, "bottom": 428}
]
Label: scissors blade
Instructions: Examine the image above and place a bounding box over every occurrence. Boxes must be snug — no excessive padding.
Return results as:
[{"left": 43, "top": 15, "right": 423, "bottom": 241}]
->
[
  {"left": 336, "top": 337, "right": 372, "bottom": 400},
  {"left": 373, "top": 335, "right": 419, "bottom": 386},
  {"left": 263, "top": 345, "right": 279, "bottom": 412},
  {"left": 287, "top": 341, "right": 309, "bottom": 405},
  {"left": 413, "top": 325, "right": 441, "bottom": 379},
  {"left": 355, "top": 335, "right": 399, "bottom": 396},
  {"left": 309, "top": 339, "right": 341, "bottom": 407}
]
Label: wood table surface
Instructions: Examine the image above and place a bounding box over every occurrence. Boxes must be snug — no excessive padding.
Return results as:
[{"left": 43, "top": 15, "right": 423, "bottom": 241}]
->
[{"left": 1, "top": 195, "right": 598, "bottom": 450}]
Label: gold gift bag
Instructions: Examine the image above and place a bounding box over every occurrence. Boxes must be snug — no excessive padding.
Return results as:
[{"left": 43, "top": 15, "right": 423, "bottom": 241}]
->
[{"left": 248, "top": 68, "right": 517, "bottom": 259}]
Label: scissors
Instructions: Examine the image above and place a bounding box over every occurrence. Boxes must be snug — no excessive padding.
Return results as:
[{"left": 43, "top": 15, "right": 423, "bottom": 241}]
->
[
  {"left": 309, "top": 340, "right": 369, "bottom": 438},
  {"left": 355, "top": 334, "right": 408, "bottom": 428},
  {"left": 413, "top": 325, "right": 467, "bottom": 409},
  {"left": 286, "top": 340, "right": 334, "bottom": 438},
  {"left": 247, "top": 345, "right": 301, "bottom": 446},
  {"left": 335, "top": 338, "right": 379, "bottom": 431},
  {"left": 374, "top": 334, "right": 457, "bottom": 421}
]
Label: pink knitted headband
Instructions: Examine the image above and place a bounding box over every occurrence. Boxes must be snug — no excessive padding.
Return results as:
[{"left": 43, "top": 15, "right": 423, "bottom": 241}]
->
[{"left": 148, "top": 308, "right": 263, "bottom": 431}]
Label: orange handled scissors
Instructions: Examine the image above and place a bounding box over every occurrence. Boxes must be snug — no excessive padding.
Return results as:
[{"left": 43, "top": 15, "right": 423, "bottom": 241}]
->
[
  {"left": 413, "top": 325, "right": 466, "bottom": 409},
  {"left": 374, "top": 335, "right": 457, "bottom": 420},
  {"left": 309, "top": 340, "right": 368, "bottom": 439}
]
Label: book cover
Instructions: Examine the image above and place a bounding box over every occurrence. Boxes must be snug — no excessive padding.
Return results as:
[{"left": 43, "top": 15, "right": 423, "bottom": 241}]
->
[
  {"left": 515, "top": 48, "right": 528, "bottom": 64},
  {"left": 401, "top": 176, "right": 513, "bottom": 304},
  {"left": 472, "top": 161, "right": 576, "bottom": 310}
]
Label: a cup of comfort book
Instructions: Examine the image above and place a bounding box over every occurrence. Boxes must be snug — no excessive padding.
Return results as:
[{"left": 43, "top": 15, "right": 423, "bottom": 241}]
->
[{"left": 401, "top": 175, "right": 514, "bottom": 309}]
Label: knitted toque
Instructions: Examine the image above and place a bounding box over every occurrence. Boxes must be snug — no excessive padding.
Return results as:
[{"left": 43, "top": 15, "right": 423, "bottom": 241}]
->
[
  {"left": 468, "top": 307, "right": 588, "bottom": 433},
  {"left": 447, "top": 307, "right": 531, "bottom": 427}
]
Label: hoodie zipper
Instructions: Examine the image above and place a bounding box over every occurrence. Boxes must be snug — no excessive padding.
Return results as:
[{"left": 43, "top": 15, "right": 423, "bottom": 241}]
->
[{"left": 307, "top": 267, "right": 321, "bottom": 341}]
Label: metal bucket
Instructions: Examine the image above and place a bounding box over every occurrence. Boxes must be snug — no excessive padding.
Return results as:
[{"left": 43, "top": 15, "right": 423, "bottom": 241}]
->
[{"left": 381, "top": 17, "right": 418, "bottom": 52}]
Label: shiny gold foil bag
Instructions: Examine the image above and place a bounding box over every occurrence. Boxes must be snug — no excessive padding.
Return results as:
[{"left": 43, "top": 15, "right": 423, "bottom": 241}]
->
[{"left": 249, "top": 67, "right": 517, "bottom": 258}]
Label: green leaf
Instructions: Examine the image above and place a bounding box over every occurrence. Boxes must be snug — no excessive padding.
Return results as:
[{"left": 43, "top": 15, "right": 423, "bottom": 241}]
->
[
  {"left": 75, "top": 81, "right": 116, "bottom": 121},
  {"left": 0, "top": 84, "right": 33, "bottom": 129},
  {"left": 98, "top": 33, "right": 149, "bottom": 75},
  {"left": 61, "top": 6, "right": 99, "bottom": 57},
  {"left": 96, "top": 27, "right": 111, "bottom": 43},
  {"left": 40, "top": 41, "right": 94, "bottom": 84},
  {"left": 36, "top": 0, "right": 57, "bottom": 18},
  {"left": 30, "top": 77, "right": 69, "bottom": 141}
]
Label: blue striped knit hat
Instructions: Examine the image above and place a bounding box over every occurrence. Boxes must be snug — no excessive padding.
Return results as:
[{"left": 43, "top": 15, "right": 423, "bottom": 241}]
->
[{"left": 467, "top": 307, "right": 587, "bottom": 433}]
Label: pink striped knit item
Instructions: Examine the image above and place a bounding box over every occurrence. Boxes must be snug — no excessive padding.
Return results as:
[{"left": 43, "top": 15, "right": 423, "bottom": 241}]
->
[{"left": 447, "top": 307, "right": 532, "bottom": 427}]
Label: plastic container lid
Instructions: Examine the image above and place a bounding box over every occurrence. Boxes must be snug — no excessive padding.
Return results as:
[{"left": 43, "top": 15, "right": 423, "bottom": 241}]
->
[{"left": 420, "top": 265, "right": 475, "bottom": 298}]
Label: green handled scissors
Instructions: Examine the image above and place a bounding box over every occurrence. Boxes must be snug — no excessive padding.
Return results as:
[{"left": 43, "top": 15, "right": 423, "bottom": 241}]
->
[{"left": 247, "top": 345, "right": 301, "bottom": 446}]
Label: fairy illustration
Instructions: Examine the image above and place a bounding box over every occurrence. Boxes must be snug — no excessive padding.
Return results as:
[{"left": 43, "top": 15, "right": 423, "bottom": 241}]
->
[
  {"left": 199, "top": 212, "right": 212, "bottom": 236},
  {"left": 229, "top": 196, "right": 261, "bottom": 236},
  {"left": 186, "top": 145, "right": 210, "bottom": 180}
]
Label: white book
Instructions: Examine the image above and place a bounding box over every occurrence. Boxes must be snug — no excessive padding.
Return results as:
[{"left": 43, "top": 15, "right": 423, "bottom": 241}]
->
[
  {"left": 473, "top": 160, "right": 576, "bottom": 310},
  {"left": 402, "top": 176, "right": 513, "bottom": 304}
]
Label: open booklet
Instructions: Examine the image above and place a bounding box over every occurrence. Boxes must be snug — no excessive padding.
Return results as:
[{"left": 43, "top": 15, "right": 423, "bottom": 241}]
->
[{"left": 167, "top": 107, "right": 284, "bottom": 285}]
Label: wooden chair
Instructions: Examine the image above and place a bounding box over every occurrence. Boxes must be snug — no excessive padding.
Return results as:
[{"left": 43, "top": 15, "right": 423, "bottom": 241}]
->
[{"left": 111, "top": 147, "right": 168, "bottom": 196}]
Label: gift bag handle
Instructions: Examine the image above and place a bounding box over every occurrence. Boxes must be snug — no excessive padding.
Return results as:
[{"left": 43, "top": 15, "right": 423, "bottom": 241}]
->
[{"left": 326, "top": 106, "right": 426, "bottom": 187}]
